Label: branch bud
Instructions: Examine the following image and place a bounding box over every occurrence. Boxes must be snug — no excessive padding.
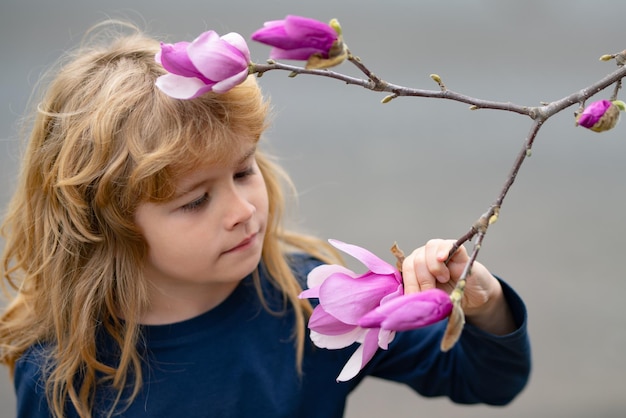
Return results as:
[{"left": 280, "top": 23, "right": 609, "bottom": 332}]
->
[
  {"left": 430, "top": 74, "right": 446, "bottom": 91},
  {"left": 329, "top": 18, "right": 342, "bottom": 36}
]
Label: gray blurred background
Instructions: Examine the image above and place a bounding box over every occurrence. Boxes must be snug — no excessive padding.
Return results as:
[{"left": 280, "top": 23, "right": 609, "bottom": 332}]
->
[{"left": 2, "top": 1, "right": 626, "bottom": 417}]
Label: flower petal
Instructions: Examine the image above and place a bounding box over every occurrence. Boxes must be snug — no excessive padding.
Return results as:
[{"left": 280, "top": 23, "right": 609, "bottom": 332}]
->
[
  {"left": 336, "top": 344, "right": 365, "bottom": 382},
  {"left": 307, "top": 264, "right": 359, "bottom": 290},
  {"left": 211, "top": 69, "right": 249, "bottom": 94},
  {"left": 308, "top": 305, "right": 355, "bottom": 335},
  {"left": 336, "top": 329, "right": 379, "bottom": 382},
  {"left": 318, "top": 271, "right": 401, "bottom": 324},
  {"left": 155, "top": 30, "right": 251, "bottom": 98},
  {"left": 283, "top": 15, "right": 337, "bottom": 48},
  {"left": 309, "top": 327, "right": 366, "bottom": 349},
  {"left": 359, "top": 289, "right": 453, "bottom": 331},
  {"left": 157, "top": 41, "right": 204, "bottom": 79},
  {"left": 378, "top": 329, "right": 395, "bottom": 350},
  {"left": 578, "top": 100, "right": 612, "bottom": 128},
  {"left": 269, "top": 47, "right": 328, "bottom": 61},
  {"left": 252, "top": 15, "right": 338, "bottom": 60},
  {"left": 299, "top": 287, "right": 319, "bottom": 299},
  {"left": 188, "top": 32, "right": 249, "bottom": 82},
  {"left": 251, "top": 20, "right": 289, "bottom": 46},
  {"left": 329, "top": 239, "right": 400, "bottom": 277},
  {"left": 220, "top": 32, "right": 251, "bottom": 63},
  {"left": 155, "top": 73, "right": 214, "bottom": 100}
]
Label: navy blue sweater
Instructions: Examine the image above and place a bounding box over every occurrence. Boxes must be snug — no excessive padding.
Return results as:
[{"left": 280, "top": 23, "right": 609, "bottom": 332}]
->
[{"left": 14, "top": 254, "right": 531, "bottom": 417}]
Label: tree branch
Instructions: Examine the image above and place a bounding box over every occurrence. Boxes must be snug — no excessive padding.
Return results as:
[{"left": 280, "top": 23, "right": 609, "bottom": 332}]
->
[{"left": 251, "top": 50, "right": 626, "bottom": 313}]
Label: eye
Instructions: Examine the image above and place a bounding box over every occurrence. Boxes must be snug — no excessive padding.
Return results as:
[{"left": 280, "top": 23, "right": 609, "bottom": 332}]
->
[
  {"left": 180, "top": 193, "right": 209, "bottom": 212},
  {"left": 234, "top": 166, "right": 255, "bottom": 180}
]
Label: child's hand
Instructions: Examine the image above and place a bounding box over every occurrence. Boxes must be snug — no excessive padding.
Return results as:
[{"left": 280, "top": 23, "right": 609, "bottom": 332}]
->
[{"left": 401, "top": 239, "right": 516, "bottom": 335}]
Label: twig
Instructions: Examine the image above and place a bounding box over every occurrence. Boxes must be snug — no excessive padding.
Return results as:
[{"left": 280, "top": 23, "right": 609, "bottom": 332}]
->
[
  {"left": 252, "top": 59, "right": 626, "bottom": 118},
  {"left": 251, "top": 50, "right": 626, "bottom": 319}
]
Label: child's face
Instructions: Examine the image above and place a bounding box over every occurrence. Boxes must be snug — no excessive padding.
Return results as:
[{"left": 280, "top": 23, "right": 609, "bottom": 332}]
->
[{"left": 134, "top": 144, "right": 268, "bottom": 303}]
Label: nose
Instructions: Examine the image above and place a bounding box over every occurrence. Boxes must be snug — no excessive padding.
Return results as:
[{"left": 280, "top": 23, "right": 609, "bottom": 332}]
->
[{"left": 223, "top": 187, "right": 255, "bottom": 230}]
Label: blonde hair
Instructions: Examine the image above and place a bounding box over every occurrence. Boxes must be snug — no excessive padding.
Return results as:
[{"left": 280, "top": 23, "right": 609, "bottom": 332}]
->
[{"left": 0, "top": 22, "right": 341, "bottom": 418}]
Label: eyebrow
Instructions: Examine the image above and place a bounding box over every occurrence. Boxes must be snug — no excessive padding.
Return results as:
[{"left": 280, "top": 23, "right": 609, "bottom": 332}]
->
[
  {"left": 237, "top": 145, "right": 257, "bottom": 165},
  {"left": 173, "top": 145, "right": 257, "bottom": 199}
]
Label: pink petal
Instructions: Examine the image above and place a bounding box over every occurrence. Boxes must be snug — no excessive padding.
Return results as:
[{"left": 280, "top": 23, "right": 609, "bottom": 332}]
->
[
  {"left": 299, "top": 287, "right": 319, "bottom": 299},
  {"left": 379, "top": 284, "right": 404, "bottom": 305},
  {"left": 252, "top": 16, "right": 336, "bottom": 54},
  {"left": 220, "top": 32, "right": 251, "bottom": 63},
  {"left": 283, "top": 15, "right": 338, "bottom": 42},
  {"left": 359, "top": 289, "right": 453, "bottom": 331},
  {"left": 155, "top": 73, "right": 214, "bottom": 100},
  {"left": 307, "top": 305, "right": 355, "bottom": 335},
  {"left": 578, "top": 100, "right": 612, "bottom": 128},
  {"left": 318, "top": 271, "right": 401, "bottom": 324},
  {"left": 188, "top": 32, "right": 249, "bottom": 82},
  {"left": 250, "top": 20, "right": 288, "bottom": 45},
  {"left": 360, "top": 328, "right": 381, "bottom": 366},
  {"left": 306, "top": 264, "right": 358, "bottom": 289},
  {"left": 269, "top": 47, "right": 326, "bottom": 61},
  {"left": 329, "top": 239, "right": 400, "bottom": 277},
  {"left": 157, "top": 41, "right": 204, "bottom": 79}
]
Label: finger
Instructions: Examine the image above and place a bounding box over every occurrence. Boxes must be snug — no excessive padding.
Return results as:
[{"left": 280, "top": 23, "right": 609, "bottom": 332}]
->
[
  {"left": 444, "top": 242, "right": 470, "bottom": 279},
  {"left": 414, "top": 245, "right": 438, "bottom": 291},
  {"left": 425, "top": 239, "right": 453, "bottom": 283},
  {"left": 401, "top": 249, "right": 422, "bottom": 295}
]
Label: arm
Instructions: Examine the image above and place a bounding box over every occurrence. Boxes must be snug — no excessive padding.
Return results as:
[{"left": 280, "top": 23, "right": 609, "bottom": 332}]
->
[
  {"left": 365, "top": 278, "right": 530, "bottom": 405},
  {"left": 366, "top": 238, "right": 530, "bottom": 404}
]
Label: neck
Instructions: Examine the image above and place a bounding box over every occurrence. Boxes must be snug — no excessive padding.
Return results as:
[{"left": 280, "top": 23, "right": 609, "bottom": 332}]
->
[{"left": 140, "top": 280, "right": 241, "bottom": 325}]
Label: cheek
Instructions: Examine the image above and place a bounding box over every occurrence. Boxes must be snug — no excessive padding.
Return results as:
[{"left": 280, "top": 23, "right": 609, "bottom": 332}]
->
[{"left": 255, "top": 178, "right": 270, "bottom": 218}]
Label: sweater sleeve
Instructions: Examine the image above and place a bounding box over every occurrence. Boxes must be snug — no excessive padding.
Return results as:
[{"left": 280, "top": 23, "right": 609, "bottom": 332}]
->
[
  {"left": 14, "top": 347, "right": 54, "bottom": 418},
  {"left": 363, "top": 278, "right": 531, "bottom": 405}
]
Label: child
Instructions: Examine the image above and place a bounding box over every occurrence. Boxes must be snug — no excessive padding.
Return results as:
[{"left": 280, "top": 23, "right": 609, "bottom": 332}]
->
[{"left": 0, "top": 22, "right": 530, "bottom": 417}]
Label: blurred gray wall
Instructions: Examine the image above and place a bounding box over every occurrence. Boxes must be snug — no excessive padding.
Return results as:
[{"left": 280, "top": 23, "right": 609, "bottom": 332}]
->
[{"left": 2, "top": 1, "right": 626, "bottom": 417}]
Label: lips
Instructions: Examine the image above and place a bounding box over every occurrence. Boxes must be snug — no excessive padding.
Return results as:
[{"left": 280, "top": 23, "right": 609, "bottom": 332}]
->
[{"left": 224, "top": 233, "right": 257, "bottom": 253}]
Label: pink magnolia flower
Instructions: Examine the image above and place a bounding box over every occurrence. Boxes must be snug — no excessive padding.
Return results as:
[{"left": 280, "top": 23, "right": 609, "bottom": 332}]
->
[
  {"left": 359, "top": 289, "right": 453, "bottom": 331},
  {"left": 576, "top": 99, "right": 625, "bottom": 132},
  {"left": 251, "top": 15, "right": 347, "bottom": 69},
  {"left": 299, "top": 239, "right": 403, "bottom": 381},
  {"left": 251, "top": 15, "right": 339, "bottom": 60},
  {"left": 155, "top": 31, "right": 251, "bottom": 99}
]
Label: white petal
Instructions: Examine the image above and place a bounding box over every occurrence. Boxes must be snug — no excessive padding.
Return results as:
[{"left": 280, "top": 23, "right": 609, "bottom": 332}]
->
[
  {"left": 211, "top": 69, "right": 249, "bottom": 94},
  {"left": 336, "top": 345, "right": 364, "bottom": 382},
  {"left": 378, "top": 329, "right": 396, "bottom": 350},
  {"left": 309, "top": 327, "right": 366, "bottom": 349},
  {"left": 155, "top": 74, "right": 208, "bottom": 99},
  {"left": 307, "top": 264, "right": 357, "bottom": 289}
]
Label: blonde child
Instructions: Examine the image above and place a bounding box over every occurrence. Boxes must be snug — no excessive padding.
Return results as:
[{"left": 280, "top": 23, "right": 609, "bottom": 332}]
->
[{"left": 0, "top": 22, "right": 530, "bottom": 417}]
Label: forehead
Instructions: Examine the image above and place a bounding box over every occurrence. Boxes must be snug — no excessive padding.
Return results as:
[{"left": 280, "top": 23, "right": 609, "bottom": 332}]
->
[
  {"left": 173, "top": 143, "right": 257, "bottom": 189},
  {"left": 170, "top": 129, "right": 257, "bottom": 170}
]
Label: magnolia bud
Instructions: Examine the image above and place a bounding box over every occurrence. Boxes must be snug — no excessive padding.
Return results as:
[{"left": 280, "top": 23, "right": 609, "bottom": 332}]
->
[{"left": 576, "top": 100, "right": 625, "bottom": 133}]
